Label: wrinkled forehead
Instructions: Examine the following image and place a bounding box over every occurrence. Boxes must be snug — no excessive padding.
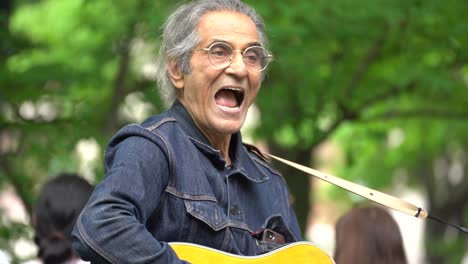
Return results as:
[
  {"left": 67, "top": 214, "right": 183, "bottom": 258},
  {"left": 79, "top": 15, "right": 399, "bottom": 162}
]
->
[{"left": 196, "top": 11, "right": 261, "bottom": 47}]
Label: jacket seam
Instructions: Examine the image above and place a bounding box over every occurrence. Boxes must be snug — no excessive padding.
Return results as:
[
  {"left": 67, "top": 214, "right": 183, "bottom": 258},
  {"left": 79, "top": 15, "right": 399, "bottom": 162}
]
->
[
  {"left": 184, "top": 209, "right": 252, "bottom": 233},
  {"left": 165, "top": 186, "right": 218, "bottom": 202},
  {"left": 141, "top": 124, "right": 177, "bottom": 213},
  {"left": 145, "top": 117, "right": 177, "bottom": 132},
  {"left": 76, "top": 213, "right": 118, "bottom": 264},
  {"left": 249, "top": 153, "right": 288, "bottom": 184}
]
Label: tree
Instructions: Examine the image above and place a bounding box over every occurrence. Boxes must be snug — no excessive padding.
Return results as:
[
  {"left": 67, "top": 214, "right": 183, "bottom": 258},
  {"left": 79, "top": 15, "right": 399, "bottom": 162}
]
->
[
  {"left": 250, "top": 0, "right": 467, "bottom": 263},
  {"left": 1, "top": 0, "right": 467, "bottom": 262},
  {"left": 1, "top": 0, "right": 171, "bottom": 260}
]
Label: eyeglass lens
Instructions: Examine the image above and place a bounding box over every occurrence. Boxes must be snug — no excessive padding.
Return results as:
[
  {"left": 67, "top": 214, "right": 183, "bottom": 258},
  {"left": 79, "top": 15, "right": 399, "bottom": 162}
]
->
[{"left": 207, "top": 42, "right": 270, "bottom": 71}]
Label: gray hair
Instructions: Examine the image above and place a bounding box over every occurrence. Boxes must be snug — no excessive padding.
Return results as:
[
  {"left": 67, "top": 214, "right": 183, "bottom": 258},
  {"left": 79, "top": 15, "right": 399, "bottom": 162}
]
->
[{"left": 156, "top": 0, "right": 268, "bottom": 104}]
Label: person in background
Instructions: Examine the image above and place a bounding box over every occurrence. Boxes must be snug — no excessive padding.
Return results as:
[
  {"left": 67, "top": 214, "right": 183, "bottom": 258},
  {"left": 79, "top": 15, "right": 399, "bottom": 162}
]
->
[
  {"left": 72, "top": 0, "right": 302, "bottom": 263},
  {"left": 27, "top": 173, "right": 93, "bottom": 264},
  {"left": 334, "top": 205, "right": 408, "bottom": 264}
]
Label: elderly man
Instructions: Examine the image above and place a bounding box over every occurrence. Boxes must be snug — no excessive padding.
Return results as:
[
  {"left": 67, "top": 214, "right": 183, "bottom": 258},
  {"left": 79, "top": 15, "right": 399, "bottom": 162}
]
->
[{"left": 72, "top": 0, "right": 302, "bottom": 263}]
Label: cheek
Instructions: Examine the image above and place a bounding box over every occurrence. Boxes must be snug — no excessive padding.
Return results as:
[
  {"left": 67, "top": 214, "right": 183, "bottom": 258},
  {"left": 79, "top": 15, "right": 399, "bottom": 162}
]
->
[
  {"left": 191, "top": 60, "right": 221, "bottom": 85},
  {"left": 249, "top": 75, "right": 262, "bottom": 94},
  {"left": 191, "top": 53, "right": 215, "bottom": 75}
]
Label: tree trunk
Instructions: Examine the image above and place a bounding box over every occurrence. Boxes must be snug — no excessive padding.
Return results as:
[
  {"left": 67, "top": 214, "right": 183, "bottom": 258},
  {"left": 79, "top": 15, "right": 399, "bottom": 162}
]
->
[{"left": 418, "top": 155, "right": 468, "bottom": 264}]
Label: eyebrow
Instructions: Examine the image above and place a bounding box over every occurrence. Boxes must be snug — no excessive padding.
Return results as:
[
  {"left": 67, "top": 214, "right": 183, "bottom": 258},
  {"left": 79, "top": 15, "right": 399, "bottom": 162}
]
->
[{"left": 206, "top": 39, "right": 263, "bottom": 48}]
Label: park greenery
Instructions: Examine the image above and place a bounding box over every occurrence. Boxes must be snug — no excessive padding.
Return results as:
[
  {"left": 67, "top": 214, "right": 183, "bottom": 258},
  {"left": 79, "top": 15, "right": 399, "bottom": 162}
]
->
[{"left": 1, "top": 0, "right": 467, "bottom": 263}]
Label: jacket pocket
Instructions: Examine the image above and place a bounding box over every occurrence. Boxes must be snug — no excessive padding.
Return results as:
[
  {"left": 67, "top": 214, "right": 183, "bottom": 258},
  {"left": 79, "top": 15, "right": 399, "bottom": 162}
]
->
[
  {"left": 262, "top": 215, "right": 297, "bottom": 243},
  {"left": 254, "top": 215, "right": 298, "bottom": 255},
  {"left": 183, "top": 199, "right": 230, "bottom": 231}
]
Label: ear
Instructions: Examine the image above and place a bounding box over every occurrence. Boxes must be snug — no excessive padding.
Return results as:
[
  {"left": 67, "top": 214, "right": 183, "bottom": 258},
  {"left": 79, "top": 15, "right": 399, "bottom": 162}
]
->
[{"left": 167, "top": 60, "right": 184, "bottom": 89}]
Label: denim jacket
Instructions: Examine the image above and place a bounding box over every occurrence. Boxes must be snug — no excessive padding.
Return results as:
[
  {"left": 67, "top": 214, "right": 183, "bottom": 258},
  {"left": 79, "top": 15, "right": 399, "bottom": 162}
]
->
[{"left": 72, "top": 101, "right": 302, "bottom": 263}]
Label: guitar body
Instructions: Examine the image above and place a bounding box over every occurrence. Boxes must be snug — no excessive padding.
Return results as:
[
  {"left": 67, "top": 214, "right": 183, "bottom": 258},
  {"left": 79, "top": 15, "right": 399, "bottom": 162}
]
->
[{"left": 170, "top": 241, "right": 335, "bottom": 264}]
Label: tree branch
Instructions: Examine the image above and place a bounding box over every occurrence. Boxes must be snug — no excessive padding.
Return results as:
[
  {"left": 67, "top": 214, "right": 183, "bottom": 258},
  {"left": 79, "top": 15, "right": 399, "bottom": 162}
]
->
[
  {"left": 358, "top": 81, "right": 417, "bottom": 110},
  {"left": 310, "top": 116, "right": 345, "bottom": 149},
  {"left": 343, "top": 22, "right": 390, "bottom": 99}
]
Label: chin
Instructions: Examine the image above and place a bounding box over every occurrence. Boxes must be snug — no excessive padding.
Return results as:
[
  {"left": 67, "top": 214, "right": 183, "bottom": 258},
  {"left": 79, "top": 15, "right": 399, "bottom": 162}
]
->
[{"left": 215, "top": 120, "right": 244, "bottom": 135}]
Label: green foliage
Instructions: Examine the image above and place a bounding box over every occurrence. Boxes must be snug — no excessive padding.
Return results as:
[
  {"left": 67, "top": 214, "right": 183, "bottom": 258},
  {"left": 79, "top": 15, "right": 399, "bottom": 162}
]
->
[
  {"left": 249, "top": 1, "right": 468, "bottom": 262},
  {"left": 0, "top": 208, "right": 31, "bottom": 263},
  {"left": 1, "top": 0, "right": 467, "bottom": 262},
  {"left": 1, "top": 0, "right": 172, "bottom": 259},
  {"left": 427, "top": 235, "right": 467, "bottom": 264},
  {"left": 254, "top": 0, "right": 468, "bottom": 146}
]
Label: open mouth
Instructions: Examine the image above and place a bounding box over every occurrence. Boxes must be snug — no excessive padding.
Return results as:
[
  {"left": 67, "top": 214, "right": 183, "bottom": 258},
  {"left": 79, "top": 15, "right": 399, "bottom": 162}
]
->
[{"left": 214, "top": 88, "right": 245, "bottom": 109}]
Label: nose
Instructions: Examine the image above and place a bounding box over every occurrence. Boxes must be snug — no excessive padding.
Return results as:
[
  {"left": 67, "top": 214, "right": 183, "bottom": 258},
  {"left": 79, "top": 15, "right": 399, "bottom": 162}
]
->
[{"left": 225, "top": 51, "right": 248, "bottom": 77}]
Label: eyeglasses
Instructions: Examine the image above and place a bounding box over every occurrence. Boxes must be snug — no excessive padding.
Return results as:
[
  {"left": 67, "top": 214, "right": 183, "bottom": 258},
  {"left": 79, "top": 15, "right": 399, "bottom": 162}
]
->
[{"left": 194, "top": 42, "right": 273, "bottom": 72}]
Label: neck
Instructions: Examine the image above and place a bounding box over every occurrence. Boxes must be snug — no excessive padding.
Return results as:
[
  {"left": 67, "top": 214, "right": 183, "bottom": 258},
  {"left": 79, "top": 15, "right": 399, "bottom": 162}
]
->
[
  {"left": 178, "top": 100, "right": 233, "bottom": 166},
  {"left": 207, "top": 134, "right": 232, "bottom": 166}
]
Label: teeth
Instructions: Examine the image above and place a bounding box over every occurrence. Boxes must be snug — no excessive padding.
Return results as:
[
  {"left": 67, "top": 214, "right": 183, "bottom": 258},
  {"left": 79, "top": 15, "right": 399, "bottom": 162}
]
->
[{"left": 225, "top": 87, "right": 242, "bottom": 92}]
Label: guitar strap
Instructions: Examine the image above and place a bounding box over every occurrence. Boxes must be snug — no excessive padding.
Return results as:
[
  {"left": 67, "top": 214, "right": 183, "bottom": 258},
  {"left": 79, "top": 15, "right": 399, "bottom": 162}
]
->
[{"left": 265, "top": 153, "right": 468, "bottom": 234}]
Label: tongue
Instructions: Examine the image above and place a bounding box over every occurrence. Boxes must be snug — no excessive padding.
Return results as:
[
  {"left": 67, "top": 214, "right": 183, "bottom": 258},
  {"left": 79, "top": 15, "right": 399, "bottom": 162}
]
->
[{"left": 215, "top": 90, "right": 237, "bottom": 108}]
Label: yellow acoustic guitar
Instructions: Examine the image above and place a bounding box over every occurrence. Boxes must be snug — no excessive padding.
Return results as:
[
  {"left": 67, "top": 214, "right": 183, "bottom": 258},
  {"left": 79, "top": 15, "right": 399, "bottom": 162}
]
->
[{"left": 170, "top": 241, "right": 335, "bottom": 263}]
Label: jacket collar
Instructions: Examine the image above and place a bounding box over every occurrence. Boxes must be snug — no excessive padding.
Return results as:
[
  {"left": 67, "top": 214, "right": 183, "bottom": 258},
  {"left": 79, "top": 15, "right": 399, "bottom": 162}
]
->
[{"left": 169, "top": 100, "right": 268, "bottom": 183}]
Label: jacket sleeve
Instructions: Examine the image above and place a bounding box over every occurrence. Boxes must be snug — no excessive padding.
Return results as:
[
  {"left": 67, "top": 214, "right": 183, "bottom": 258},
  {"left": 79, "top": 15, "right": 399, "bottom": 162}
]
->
[
  {"left": 72, "top": 134, "right": 188, "bottom": 264},
  {"left": 288, "top": 205, "right": 303, "bottom": 241}
]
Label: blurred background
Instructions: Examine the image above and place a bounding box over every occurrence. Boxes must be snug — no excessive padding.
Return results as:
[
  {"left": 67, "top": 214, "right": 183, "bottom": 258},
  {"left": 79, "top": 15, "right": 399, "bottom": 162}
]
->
[{"left": 1, "top": 0, "right": 467, "bottom": 263}]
